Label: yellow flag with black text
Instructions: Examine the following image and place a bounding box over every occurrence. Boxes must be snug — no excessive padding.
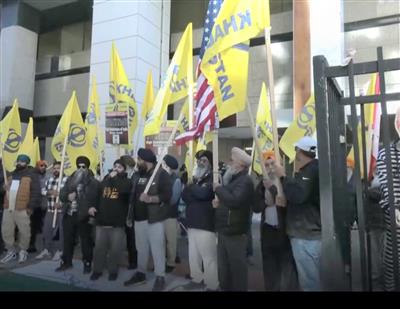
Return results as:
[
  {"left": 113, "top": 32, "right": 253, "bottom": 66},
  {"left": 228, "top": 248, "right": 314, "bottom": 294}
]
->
[
  {"left": 33, "top": 137, "right": 40, "bottom": 164},
  {"left": 0, "top": 100, "right": 22, "bottom": 172},
  {"left": 279, "top": 95, "right": 316, "bottom": 162},
  {"left": 144, "top": 23, "right": 193, "bottom": 136},
  {"left": 85, "top": 76, "right": 103, "bottom": 172},
  {"left": 51, "top": 91, "right": 92, "bottom": 176},
  {"left": 18, "top": 117, "right": 35, "bottom": 165},
  {"left": 110, "top": 42, "right": 139, "bottom": 147},
  {"left": 252, "top": 83, "right": 273, "bottom": 175}
]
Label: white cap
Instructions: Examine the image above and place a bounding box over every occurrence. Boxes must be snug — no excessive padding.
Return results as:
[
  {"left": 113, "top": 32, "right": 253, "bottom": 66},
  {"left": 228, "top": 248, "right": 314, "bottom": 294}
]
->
[{"left": 294, "top": 136, "right": 317, "bottom": 153}]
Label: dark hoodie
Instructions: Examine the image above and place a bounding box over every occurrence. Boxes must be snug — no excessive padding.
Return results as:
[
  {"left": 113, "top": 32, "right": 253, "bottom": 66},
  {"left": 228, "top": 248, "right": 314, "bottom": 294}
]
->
[{"left": 95, "top": 172, "right": 131, "bottom": 227}]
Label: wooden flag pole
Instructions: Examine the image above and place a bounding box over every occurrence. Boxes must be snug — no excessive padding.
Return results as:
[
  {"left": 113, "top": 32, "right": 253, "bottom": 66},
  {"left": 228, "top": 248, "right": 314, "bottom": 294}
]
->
[
  {"left": 143, "top": 108, "right": 185, "bottom": 194},
  {"left": 248, "top": 140, "right": 255, "bottom": 176},
  {"left": 212, "top": 129, "right": 219, "bottom": 184},
  {"left": 246, "top": 101, "right": 268, "bottom": 180},
  {"left": 264, "top": 27, "right": 281, "bottom": 166},
  {"left": 188, "top": 82, "right": 195, "bottom": 184},
  {"left": 53, "top": 133, "right": 68, "bottom": 228}
]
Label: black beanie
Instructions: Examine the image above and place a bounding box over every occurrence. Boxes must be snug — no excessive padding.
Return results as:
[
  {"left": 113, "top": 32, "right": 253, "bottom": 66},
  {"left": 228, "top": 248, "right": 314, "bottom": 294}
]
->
[
  {"left": 137, "top": 148, "right": 157, "bottom": 164},
  {"left": 76, "top": 156, "right": 90, "bottom": 168},
  {"left": 113, "top": 159, "right": 126, "bottom": 170},
  {"left": 163, "top": 154, "right": 179, "bottom": 170},
  {"left": 196, "top": 150, "right": 213, "bottom": 166}
]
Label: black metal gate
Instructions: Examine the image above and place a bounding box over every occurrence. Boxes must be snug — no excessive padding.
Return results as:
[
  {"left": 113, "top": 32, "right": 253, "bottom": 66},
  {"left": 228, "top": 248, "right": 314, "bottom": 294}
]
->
[{"left": 313, "top": 47, "right": 400, "bottom": 291}]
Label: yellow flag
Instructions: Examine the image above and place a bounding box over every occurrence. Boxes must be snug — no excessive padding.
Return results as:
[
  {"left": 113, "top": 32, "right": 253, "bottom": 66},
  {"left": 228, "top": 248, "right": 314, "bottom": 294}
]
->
[
  {"left": 110, "top": 42, "right": 139, "bottom": 147},
  {"left": 142, "top": 71, "right": 155, "bottom": 121},
  {"left": 177, "top": 100, "right": 190, "bottom": 134},
  {"left": 19, "top": 117, "right": 35, "bottom": 166},
  {"left": 202, "top": 0, "right": 270, "bottom": 65},
  {"left": 144, "top": 23, "right": 193, "bottom": 136},
  {"left": 85, "top": 76, "right": 103, "bottom": 171},
  {"left": 252, "top": 83, "right": 273, "bottom": 175},
  {"left": 347, "top": 73, "right": 378, "bottom": 178},
  {"left": 279, "top": 95, "right": 316, "bottom": 162},
  {"left": 51, "top": 91, "right": 92, "bottom": 176},
  {"left": 33, "top": 137, "right": 40, "bottom": 164},
  {"left": 1, "top": 100, "right": 22, "bottom": 172}
]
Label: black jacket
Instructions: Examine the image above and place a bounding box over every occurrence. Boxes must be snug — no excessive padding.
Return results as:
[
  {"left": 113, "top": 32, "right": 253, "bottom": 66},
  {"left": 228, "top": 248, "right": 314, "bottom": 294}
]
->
[
  {"left": 60, "top": 170, "right": 100, "bottom": 222},
  {"left": 282, "top": 159, "right": 321, "bottom": 240},
  {"left": 254, "top": 181, "right": 291, "bottom": 250},
  {"left": 215, "top": 170, "right": 254, "bottom": 235},
  {"left": 96, "top": 172, "right": 131, "bottom": 227},
  {"left": 128, "top": 167, "right": 172, "bottom": 224},
  {"left": 182, "top": 171, "right": 215, "bottom": 232}
]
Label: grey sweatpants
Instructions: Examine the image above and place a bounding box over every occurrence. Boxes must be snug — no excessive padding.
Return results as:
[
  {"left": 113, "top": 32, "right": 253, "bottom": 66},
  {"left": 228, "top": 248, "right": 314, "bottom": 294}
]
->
[
  {"left": 217, "top": 233, "right": 248, "bottom": 291},
  {"left": 42, "top": 211, "right": 63, "bottom": 253},
  {"left": 92, "top": 226, "right": 125, "bottom": 275},
  {"left": 135, "top": 220, "right": 166, "bottom": 277},
  {"left": 2, "top": 209, "right": 31, "bottom": 251}
]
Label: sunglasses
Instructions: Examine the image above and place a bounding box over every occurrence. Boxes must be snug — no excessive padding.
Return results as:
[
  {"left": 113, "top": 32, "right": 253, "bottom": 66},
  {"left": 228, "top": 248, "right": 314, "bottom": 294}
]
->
[{"left": 78, "top": 164, "right": 87, "bottom": 169}]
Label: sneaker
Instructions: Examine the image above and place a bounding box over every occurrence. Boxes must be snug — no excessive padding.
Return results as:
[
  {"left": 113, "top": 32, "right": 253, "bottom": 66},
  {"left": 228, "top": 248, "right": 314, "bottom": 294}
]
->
[
  {"left": 183, "top": 281, "right": 205, "bottom": 291},
  {"left": 52, "top": 250, "right": 62, "bottom": 262},
  {"left": 165, "top": 265, "right": 175, "bottom": 273},
  {"left": 83, "top": 262, "right": 92, "bottom": 274},
  {"left": 152, "top": 276, "right": 165, "bottom": 291},
  {"left": 108, "top": 273, "right": 118, "bottom": 281},
  {"left": 90, "top": 272, "right": 102, "bottom": 281},
  {"left": 0, "top": 250, "right": 17, "bottom": 263},
  {"left": 36, "top": 249, "right": 51, "bottom": 260},
  {"left": 124, "top": 271, "right": 146, "bottom": 287},
  {"left": 18, "top": 250, "right": 28, "bottom": 264},
  {"left": 55, "top": 262, "right": 73, "bottom": 272}
]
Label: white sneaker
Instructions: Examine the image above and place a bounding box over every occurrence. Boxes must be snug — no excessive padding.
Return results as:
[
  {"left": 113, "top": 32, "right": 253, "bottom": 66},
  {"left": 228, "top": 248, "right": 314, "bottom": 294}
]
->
[
  {"left": 1, "top": 250, "right": 17, "bottom": 263},
  {"left": 52, "top": 250, "right": 62, "bottom": 261},
  {"left": 18, "top": 250, "right": 28, "bottom": 264},
  {"left": 36, "top": 249, "right": 51, "bottom": 260}
]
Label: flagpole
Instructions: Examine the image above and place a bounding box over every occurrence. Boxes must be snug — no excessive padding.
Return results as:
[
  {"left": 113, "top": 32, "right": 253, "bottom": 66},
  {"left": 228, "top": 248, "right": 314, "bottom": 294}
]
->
[
  {"left": 143, "top": 107, "right": 185, "bottom": 194},
  {"left": 264, "top": 27, "right": 281, "bottom": 166},
  {"left": 212, "top": 129, "right": 219, "bottom": 184},
  {"left": 53, "top": 133, "right": 68, "bottom": 228},
  {"left": 188, "top": 83, "right": 195, "bottom": 184},
  {"left": 0, "top": 144, "right": 8, "bottom": 187},
  {"left": 248, "top": 140, "right": 255, "bottom": 176},
  {"left": 246, "top": 101, "right": 268, "bottom": 179}
]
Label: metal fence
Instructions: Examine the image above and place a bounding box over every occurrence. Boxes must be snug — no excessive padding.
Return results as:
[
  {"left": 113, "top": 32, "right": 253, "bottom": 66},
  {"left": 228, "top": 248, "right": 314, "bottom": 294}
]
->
[{"left": 313, "top": 47, "right": 400, "bottom": 291}]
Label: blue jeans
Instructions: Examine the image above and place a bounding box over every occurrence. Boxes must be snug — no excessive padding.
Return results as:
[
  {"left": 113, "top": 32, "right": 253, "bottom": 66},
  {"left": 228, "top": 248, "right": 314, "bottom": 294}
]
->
[{"left": 290, "top": 238, "right": 321, "bottom": 291}]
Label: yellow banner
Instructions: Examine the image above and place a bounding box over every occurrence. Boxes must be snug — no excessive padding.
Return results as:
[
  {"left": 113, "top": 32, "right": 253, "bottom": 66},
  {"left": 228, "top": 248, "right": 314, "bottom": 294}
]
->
[
  {"left": 33, "top": 137, "right": 40, "bottom": 164},
  {"left": 279, "top": 95, "right": 316, "bottom": 162},
  {"left": 110, "top": 42, "right": 139, "bottom": 147},
  {"left": 252, "top": 83, "right": 273, "bottom": 175},
  {"left": 19, "top": 117, "right": 35, "bottom": 166},
  {"left": 51, "top": 91, "right": 92, "bottom": 176},
  {"left": 142, "top": 71, "right": 155, "bottom": 121},
  {"left": 0, "top": 100, "right": 22, "bottom": 172},
  {"left": 85, "top": 76, "right": 103, "bottom": 171},
  {"left": 202, "top": 0, "right": 270, "bottom": 65},
  {"left": 144, "top": 23, "right": 193, "bottom": 136}
]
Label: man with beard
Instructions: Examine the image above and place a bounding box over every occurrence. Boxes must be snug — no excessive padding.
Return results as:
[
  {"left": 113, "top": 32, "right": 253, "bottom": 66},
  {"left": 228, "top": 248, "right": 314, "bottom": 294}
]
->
[
  {"left": 253, "top": 151, "right": 298, "bottom": 291},
  {"left": 272, "top": 136, "right": 321, "bottom": 291},
  {"left": 161, "top": 154, "right": 182, "bottom": 273},
  {"left": 212, "top": 147, "right": 254, "bottom": 291},
  {"left": 120, "top": 154, "right": 138, "bottom": 270},
  {"left": 28, "top": 160, "right": 49, "bottom": 253},
  {"left": 89, "top": 159, "right": 131, "bottom": 281},
  {"left": 56, "top": 156, "right": 100, "bottom": 274},
  {"left": 0, "top": 154, "right": 41, "bottom": 264},
  {"left": 36, "top": 161, "right": 68, "bottom": 261},
  {"left": 181, "top": 150, "right": 218, "bottom": 291},
  {"left": 124, "top": 148, "right": 172, "bottom": 291}
]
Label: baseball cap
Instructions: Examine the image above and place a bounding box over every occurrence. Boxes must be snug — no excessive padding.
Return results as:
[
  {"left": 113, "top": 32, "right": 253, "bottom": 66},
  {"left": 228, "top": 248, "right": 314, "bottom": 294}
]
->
[{"left": 294, "top": 136, "right": 317, "bottom": 153}]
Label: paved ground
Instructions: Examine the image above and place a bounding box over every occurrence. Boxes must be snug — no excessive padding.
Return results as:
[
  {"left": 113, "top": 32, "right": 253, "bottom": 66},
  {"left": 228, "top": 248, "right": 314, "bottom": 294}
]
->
[{"left": 0, "top": 214, "right": 265, "bottom": 291}]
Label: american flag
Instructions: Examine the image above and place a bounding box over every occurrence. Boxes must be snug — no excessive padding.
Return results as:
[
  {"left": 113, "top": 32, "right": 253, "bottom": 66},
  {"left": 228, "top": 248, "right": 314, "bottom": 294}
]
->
[{"left": 175, "top": 0, "right": 223, "bottom": 145}]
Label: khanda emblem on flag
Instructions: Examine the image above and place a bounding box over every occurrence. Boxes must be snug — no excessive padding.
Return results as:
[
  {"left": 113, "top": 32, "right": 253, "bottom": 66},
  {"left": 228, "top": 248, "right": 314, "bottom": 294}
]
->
[
  {"left": 4, "top": 129, "right": 21, "bottom": 153},
  {"left": 68, "top": 124, "right": 86, "bottom": 147},
  {"left": 297, "top": 103, "right": 315, "bottom": 136}
]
